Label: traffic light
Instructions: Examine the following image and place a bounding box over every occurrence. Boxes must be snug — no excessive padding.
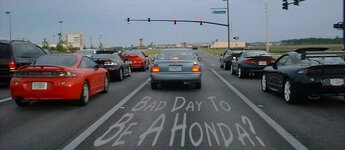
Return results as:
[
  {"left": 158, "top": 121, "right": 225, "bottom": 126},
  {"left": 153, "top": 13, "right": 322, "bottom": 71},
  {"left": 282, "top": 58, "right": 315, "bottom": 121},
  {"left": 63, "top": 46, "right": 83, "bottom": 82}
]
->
[
  {"left": 173, "top": 18, "right": 177, "bottom": 24},
  {"left": 282, "top": 0, "right": 288, "bottom": 10},
  {"left": 127, "top": 18, "right": 130, "bottom": 24},
  {"left": 148, "top": 18, "right": 151, "bottom": 24},
  {"left": 233, "top": 36, "right": 239, "bottom": 40},
  {"left": 293, "top": 0, "right": 299, "bottom": 5},
  {"left": 200, "top": 19, "right": 203, "bottom": 26}
]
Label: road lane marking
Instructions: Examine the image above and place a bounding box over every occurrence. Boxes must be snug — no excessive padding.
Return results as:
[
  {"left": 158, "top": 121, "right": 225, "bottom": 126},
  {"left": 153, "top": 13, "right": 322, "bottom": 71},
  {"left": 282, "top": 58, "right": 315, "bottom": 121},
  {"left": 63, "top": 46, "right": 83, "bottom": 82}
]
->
[
  {"left": 62, "top": 78, "right": 151, "bottom": 150},
  {"left": 210, "top": 69, "right": 308, "bottom": 150},
  {"left": 0, "top": 97, "right": 12, "bottom": 103}
]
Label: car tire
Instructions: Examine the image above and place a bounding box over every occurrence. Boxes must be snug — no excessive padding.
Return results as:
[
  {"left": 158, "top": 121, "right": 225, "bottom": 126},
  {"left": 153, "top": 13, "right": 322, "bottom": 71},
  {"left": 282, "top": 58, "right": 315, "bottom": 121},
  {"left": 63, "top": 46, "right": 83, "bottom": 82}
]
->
[
  {"left": 261, "top": 74, "right": 269, "bottom": 92},
  {"left": 224, "top": 62, "right": 230, "bottom": 70},
  {"left": 79, "top": 81, "right": 89, "bottom": 106},
  {"left": 238, "top": 66, "right": 246, "bottom": 79},
  {"left": 117, "top": 68, "right": 124, "bottom": 81},
  {"left": 283, "top": 79, "right": 298, "bottom": 104},
  {"left": 230, "top": 65, "right": 236, "bottom": 75},
  {"left": 15, "top": 98, "right": 30, "bottom": 107},
  {"left": 195, "top": 82, "right": 201, "bottom": 89},
  {"left": 102, "top": 75, "right": 109, "bottom": 93},
  {"left": 127, "top": 67, "right": 131, "bottom": 77},
  {"left": 151, "top": 82, "right": 158, "bottom": 89}
]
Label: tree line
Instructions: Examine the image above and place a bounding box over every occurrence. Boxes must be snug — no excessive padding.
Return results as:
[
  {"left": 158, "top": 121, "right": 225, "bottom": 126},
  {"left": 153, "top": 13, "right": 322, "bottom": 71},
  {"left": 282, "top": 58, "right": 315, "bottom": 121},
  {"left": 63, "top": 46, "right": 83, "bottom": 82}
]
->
[{"left": 281, "top": 37, "right": 342, "bottom": 45}]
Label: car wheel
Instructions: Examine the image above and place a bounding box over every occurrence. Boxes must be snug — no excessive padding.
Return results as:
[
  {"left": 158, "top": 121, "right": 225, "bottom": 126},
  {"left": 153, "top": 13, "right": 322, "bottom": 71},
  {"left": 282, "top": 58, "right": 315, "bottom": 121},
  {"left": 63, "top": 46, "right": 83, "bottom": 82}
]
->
[
  {"left": 151, "top": 82, "right": 158, "bottom": 89},
  {"left": 283, "top": 79, "right": 298, "bottom": 104},
  {"left": 230, "top": 65, "right": 236, "bottom": 75},
  {"left": 261, "top": 74, "right": 269, "bottom": 92},
  {"left": 127, "top": 67, "right": 131, "bottom": 77},
  {"left": 238, "top": 66, "right": 246, "bottom": 78},
  {"left": 15, "top": 98, "right": 30, "bottom": 107},
  {"left": 195, "top": 82, "right": 201, "bottom": 89},
  {"left": 117, "top": 68, "right": 123, "bottom": 81},
  {"left": 102, "top": 75, "right": 109, "bottom": 93},
  {"left": 224, "top": 62, "right": 230, "bottom": 70},
  {"left": 79, "top": 81, "right": 89, "bottom": 106}
]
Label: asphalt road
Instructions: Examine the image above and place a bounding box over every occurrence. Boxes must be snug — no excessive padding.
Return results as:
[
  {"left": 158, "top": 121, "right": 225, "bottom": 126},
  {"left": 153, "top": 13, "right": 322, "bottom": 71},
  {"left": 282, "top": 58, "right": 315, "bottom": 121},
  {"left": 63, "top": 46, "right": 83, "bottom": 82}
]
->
[{"left": 0, "top": 50, "right": 345, "bottom": 150}]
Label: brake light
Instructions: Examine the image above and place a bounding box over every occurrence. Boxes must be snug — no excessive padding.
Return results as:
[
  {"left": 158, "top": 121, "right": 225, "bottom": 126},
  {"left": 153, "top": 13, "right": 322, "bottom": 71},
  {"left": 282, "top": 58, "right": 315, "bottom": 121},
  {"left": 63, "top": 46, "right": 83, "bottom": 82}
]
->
[
  {"left": 227, "top": 56, "right": 236, "bottom": 59},
  {"left": 170, "top": 57, "right": 179, "bottom": 60},
  {"left": 151, "top": 64, "right": 160, "bottom": 72},
  {"left": 104, "top": 62, "right": 116, "bottom": 65},
  {"left": 269, "top": 59, "right": 276, "bottom": 63},
  {"left": 244, "top": 60, "right": 255, "bottom": 64},
  {"left": 298, "top": 68, "right": 323, "bottom": 75},
  {"left": 9, "top": 61, "right": 16, "bottom": 70},
  {"left": 192, "top": 64, "right": 200, "bottom": 72}
]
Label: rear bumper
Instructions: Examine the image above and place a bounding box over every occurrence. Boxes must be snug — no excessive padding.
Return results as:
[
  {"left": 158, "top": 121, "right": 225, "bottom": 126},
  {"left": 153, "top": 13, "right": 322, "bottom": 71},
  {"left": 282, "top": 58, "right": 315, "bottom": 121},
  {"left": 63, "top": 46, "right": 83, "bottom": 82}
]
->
[
  {"left": 131, "top": 62, "right": 145, "bottom": 68},
  {"left": 10, "top": 77, "right": 83, "bottom": 100},
  {"left": 294, "top": 82, "right": 345, "bottom": 96},
  {"left": 243, "top": 65, "right": 268, "bottom": 73},
  {"left": 151, "top": 72, "right": 202, "bottom": 83}
]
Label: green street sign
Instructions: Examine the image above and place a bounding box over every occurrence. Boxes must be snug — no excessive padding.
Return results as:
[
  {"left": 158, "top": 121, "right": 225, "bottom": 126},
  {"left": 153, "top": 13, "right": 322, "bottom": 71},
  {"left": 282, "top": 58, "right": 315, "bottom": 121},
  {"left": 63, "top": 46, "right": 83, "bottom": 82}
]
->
[{"left": 212, "top": 10, "right": 226, "bottom": 14}]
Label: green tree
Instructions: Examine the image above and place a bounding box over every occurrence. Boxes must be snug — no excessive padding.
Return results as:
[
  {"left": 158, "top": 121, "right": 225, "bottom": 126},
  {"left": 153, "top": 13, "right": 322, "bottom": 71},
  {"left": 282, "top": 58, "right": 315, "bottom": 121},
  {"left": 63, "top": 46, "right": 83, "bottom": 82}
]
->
[
  {"left": 90, "top": 44, "right": 95, "bottom": 49},
  {"left": 99, "top": 42, "right": 104, "bottom": 49},
  {"left": 41, "top": 38, "right": 50, "bottom": 49},
  {"left": 83, "top": 45, "right": 87, "bottom": 49},
  {"left": 56, "top": 39, "right": 65, "bottom": 52},
  {"left": 68, "top": 43, "right": 76, "bottom": 53}
]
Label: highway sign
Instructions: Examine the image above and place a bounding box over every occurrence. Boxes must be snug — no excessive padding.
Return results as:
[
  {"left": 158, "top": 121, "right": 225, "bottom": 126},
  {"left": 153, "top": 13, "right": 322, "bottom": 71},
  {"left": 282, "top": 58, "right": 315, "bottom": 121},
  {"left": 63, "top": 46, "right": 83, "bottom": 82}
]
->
[{"left": 212, "top": 10, "right": 226, "bottom": 14}]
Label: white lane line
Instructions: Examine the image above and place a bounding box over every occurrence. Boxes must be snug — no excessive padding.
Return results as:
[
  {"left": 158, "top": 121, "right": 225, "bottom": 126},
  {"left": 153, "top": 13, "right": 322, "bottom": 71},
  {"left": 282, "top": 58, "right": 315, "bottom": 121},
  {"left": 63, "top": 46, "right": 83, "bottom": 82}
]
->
[
  {"left": 210, "top": 69, "right": 308, "bottom": 150},
  {"left": 63, "top": 78, "right": 151, "bottom": 150},
  {"left": 0, "top": 97, "right": 12, "bottom": 103}
]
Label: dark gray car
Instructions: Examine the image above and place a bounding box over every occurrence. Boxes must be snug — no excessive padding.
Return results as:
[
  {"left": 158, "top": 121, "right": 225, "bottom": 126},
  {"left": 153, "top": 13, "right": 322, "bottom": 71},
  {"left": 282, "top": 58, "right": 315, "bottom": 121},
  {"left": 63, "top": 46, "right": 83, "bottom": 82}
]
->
[
  {"left": 219, "top": 50, "right": 241, "bottom": 70},
  {"left": 150, "top": 49, "right": 202, "bottom": 89}
]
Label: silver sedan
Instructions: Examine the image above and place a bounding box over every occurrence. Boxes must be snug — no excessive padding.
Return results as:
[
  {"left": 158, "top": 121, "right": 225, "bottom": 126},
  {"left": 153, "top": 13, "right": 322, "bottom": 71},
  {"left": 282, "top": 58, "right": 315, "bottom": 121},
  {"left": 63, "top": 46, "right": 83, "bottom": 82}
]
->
[{"left": 150, "top": 49, "right": 202, "bottom": 89}]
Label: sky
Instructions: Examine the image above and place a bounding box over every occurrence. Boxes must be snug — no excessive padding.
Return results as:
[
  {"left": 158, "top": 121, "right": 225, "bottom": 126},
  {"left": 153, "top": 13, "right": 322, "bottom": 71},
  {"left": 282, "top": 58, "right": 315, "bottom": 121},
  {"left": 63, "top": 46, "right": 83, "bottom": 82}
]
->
[{"left": 0, "top": 0, "right": 343, "bottom": 47}]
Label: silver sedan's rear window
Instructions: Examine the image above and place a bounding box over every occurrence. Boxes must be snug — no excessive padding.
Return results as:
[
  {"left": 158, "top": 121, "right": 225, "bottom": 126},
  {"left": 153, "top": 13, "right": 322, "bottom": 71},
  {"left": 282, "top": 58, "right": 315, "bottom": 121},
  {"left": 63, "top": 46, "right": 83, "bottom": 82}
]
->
[{"left": 157, "top": 50, "right": 195, "bottom": 60}]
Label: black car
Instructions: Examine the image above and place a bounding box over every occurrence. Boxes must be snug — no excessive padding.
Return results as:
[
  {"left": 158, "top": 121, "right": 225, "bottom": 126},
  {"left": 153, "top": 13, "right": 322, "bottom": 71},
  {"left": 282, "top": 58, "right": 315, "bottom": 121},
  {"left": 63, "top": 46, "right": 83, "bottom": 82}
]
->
[
  {"left": 261, "top": 48, "right": 345, "bottom": 104},
  {"left": 92, "top": 53, "right": 131, "bottom": 81},
  {"left": 219, "top": 50, "right": 241, "bottom": 70},
  {"left": 0, "top": 40, "right": 47, "bottom": 85},
  {"left": 230, "top": 50, "right": 275, "bottom": 78}
]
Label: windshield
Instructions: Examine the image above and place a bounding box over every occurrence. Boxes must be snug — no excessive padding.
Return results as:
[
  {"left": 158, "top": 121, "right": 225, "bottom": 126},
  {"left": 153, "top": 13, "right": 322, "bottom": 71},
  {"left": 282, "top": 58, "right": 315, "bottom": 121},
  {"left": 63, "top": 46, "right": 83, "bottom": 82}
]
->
[
  {"left": 300, "top": 54, "right": 345, "bottom": 64},
  {"left": 245, "top": 51, "right": 270, "bottom": 57},
  {"left": 157, "top": 50, "right": 195, "bottom": 60},
  {"left": 92, "top": 54, "right": 116, "bottom": 60},
  {"left": 34, "top": 55, "right": 77, "bottom": 67}
]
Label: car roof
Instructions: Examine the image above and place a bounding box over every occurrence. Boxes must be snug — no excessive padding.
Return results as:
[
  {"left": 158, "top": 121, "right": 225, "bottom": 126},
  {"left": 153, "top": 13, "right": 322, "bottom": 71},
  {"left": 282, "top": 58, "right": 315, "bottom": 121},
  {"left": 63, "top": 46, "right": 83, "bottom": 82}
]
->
[{"left": 162, "top": 48, "right": 191, "bottom": 51}]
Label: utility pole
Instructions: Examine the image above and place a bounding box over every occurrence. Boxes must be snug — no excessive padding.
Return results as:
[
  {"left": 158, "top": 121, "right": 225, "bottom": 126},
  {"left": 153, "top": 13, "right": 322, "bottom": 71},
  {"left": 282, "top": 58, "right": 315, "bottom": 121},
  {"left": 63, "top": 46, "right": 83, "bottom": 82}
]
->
[
  {"left": 265, "top": 3, "right": 270, "bottom": 52},
  {"left": 226, "top": 0, "right": 231, "bottom": 50},
  {"left": 343, "top": 0, "right": 345, "bottom": 50},
  {"left": 90, "top": 37, "right": 93, "bottom": 48},
  {"left": 5, "top": 12, "right": 12, "bottom": 41}
]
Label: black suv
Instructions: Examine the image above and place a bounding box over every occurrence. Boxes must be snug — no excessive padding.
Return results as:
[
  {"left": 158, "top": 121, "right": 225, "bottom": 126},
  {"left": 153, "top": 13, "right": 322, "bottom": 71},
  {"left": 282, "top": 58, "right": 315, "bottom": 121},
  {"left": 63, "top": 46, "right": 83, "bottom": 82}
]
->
[{"left": 0, "top": 40, "right": 47, "bottom": 85}]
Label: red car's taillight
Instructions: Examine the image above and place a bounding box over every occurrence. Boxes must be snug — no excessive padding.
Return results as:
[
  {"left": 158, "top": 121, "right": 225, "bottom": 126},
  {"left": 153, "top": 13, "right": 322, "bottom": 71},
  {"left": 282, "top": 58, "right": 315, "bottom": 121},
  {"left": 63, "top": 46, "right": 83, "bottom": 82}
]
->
[
  {"left": 192, "top": 64, "right": 200, "bottom": 72},
  {"left": 151, "top": 64, "right": 160, "bottom": 72},
  {"left": 9, "top": 61, "right": 16, "bottom": 70}
]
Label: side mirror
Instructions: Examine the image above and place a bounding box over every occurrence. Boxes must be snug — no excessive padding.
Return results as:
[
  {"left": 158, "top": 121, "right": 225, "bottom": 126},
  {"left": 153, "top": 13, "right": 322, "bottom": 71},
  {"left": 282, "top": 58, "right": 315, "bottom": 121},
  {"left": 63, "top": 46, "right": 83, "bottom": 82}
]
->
[
  {"left": 220, "top": 54, "right": 223, "bottom": 56},
  {"left": 272, "top": 63, "right": 278, "bottom": 69},
  {"left": 145, "top": 55, "right": 148, "bottom": 58},
  {"left": 197, "top": 57, "right": 202, "bottom": 61}
]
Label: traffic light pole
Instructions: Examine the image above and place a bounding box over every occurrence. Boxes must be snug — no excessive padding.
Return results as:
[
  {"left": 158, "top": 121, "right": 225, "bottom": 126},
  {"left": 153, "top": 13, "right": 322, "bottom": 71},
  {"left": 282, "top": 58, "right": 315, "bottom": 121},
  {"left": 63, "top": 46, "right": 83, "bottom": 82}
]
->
[
  {"left": 227, "top": 0, "right": 231, "bottom": 50},
  {"left": 128, "top": 19, "right": 228, "bottom": 27}
]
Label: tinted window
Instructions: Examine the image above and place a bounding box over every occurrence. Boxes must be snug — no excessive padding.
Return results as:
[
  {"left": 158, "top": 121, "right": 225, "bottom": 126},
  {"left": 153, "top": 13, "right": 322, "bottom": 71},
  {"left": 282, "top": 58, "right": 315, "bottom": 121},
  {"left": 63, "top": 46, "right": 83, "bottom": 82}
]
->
[
  {"left": 80, "top": 57, "right": 97, "bottom": 68},
  {"left": 125, "top": 51, "right": 141, "bottom": 55},
  {"left": 245, "top": 51, "right": 270, "bottom": 57},
  {"left": 93, "top": 54, "right": 116, "bottom": 60},
  {"left": 13, "top": 44, "right": 46, "bottom": 59},
  {"left": 276, "top": 55, "right": 289, "bottom": 66},
  {"left": 0, "top": 44, "right": 10, "bottom": 59},
  {"left": 299, "top": 54, "right": 345, "bottom": 64},
  {"left": 75, "top": 50, "right": 95, "bottom": 56},
  {"left": 157, "top": 50, "right": 195, "bottom": 60},
  {"left": 34, "top": 55, "right": 77, "bottom": 67}
]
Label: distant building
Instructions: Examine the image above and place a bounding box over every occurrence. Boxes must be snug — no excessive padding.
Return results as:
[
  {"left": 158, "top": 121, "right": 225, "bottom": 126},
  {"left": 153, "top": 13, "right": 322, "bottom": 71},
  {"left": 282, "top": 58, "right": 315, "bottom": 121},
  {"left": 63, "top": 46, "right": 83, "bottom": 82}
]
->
[
  {"left": 66, "top": 32, "right": 83, "bottom": 49},
  {"left": 211, "top": 42, "right": 245, "bottom": 48}
]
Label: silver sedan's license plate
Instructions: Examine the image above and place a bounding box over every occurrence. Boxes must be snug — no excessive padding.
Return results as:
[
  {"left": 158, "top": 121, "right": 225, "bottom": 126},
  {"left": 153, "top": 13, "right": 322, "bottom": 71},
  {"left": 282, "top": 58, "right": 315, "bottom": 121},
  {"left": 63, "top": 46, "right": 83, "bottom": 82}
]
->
[
  {"left": 258, "top": 61, "right": 267, "bottom": 65},
  {"left": 330, "top": 78, "right": 344, "bottom": 86},
  {"left": 169, "top": 66, "right": 182, "bottom": 71},
  {"left": 32, "top": 82, "right": 47, "bottom": 90}
]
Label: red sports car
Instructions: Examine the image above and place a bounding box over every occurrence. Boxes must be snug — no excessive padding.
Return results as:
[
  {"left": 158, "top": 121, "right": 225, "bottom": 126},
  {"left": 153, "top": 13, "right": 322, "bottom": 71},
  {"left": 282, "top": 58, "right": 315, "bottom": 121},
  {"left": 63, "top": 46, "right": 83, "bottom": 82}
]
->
[
  {"left": 10, "top": 54, "right": 109, "bottom": 106},
  {"left": 122, "top": 51, "right": 150, "bottom": 71}
]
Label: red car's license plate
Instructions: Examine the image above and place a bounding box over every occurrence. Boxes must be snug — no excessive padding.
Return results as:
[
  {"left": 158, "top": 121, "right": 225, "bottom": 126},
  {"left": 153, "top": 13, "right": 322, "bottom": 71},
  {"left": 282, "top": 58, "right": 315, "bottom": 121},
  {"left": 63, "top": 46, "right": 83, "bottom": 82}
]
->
[{"left": 32, "top": 82, "right": 47, "bottom": 90}]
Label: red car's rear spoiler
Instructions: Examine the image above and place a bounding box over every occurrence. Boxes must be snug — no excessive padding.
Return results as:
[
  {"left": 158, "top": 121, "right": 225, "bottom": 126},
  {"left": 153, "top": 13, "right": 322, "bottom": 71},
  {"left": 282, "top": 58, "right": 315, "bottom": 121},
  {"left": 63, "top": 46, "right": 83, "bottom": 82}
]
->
[{"left": 17, "top": 65, "right": 67, "bottom": 72}]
